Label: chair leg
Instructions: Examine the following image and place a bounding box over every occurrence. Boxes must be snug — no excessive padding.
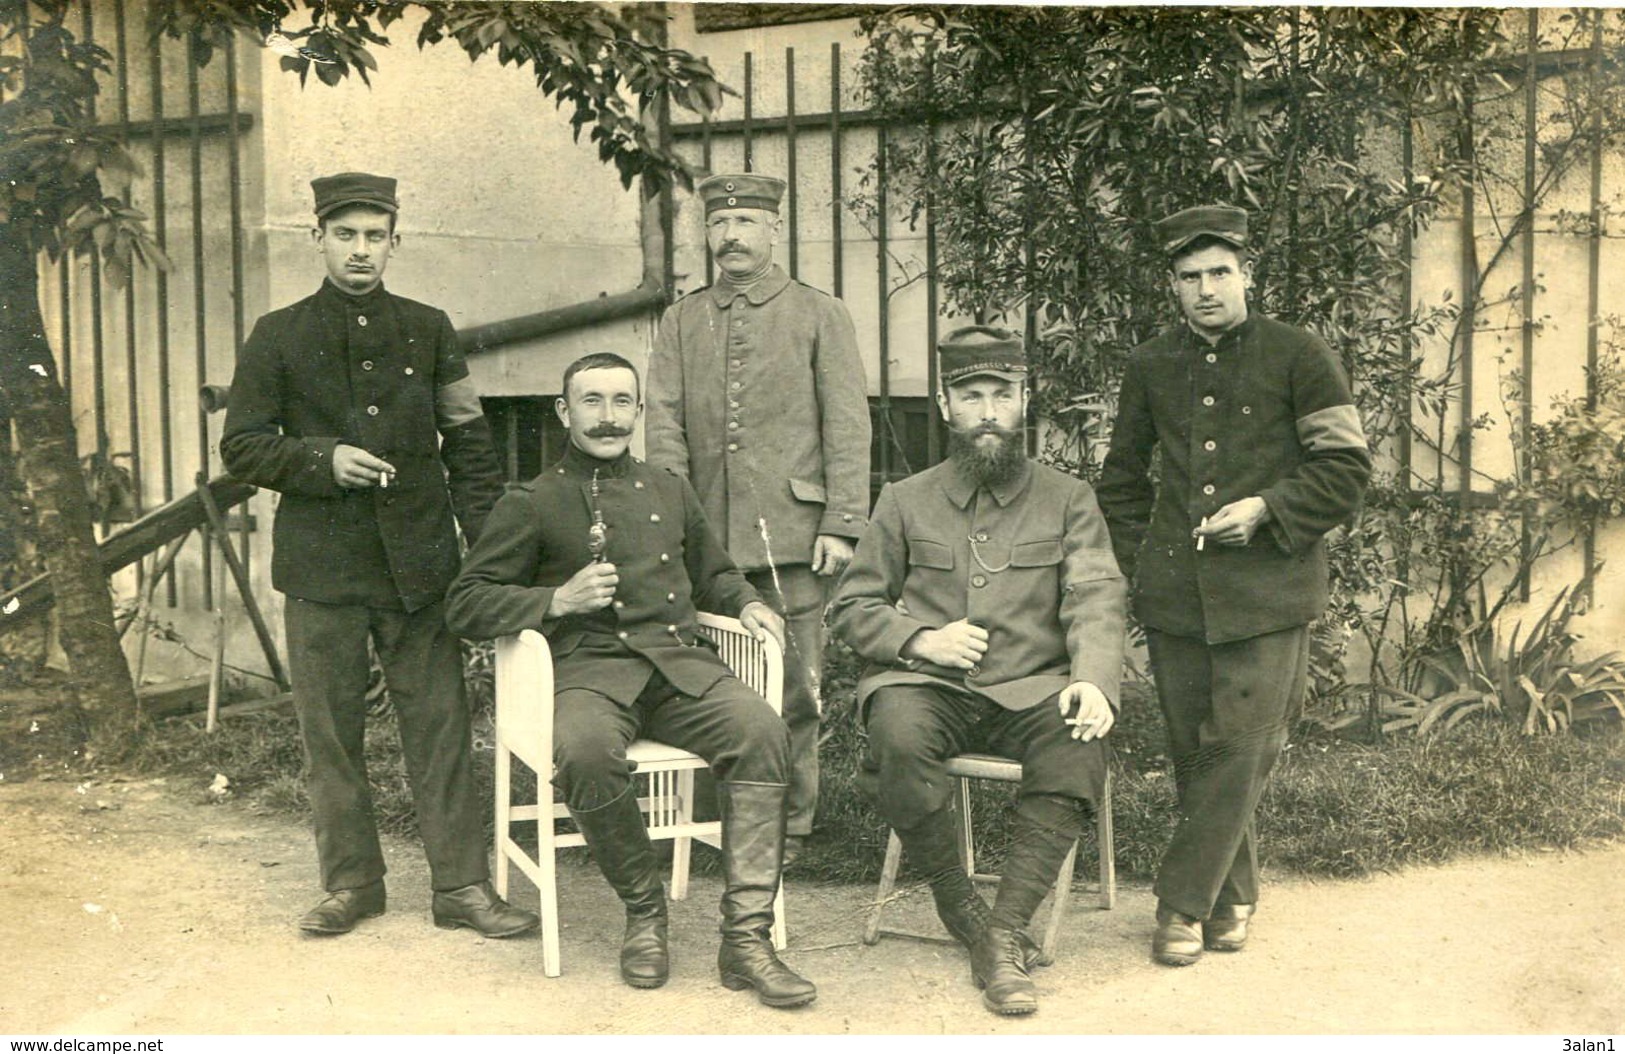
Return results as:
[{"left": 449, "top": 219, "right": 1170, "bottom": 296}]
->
[
  {"left": 671, "top": 768, "right": 694, "bottom": 902},
  {"left": 539, "top": 774, "right": 563, "bottom": 978},
  {"left": 494, "top": 742, "right": 512, "bottom": 900},
  {"left": 863, "top": 829, "right": 904, "bottom": 945},
  {"left": 1039, "top": 839, "right": 1079, "bottom": 966},
  {"left": 771, "top": 883, "right": 787, "bottom": 950},
  {"left": 956, "top": 777, "right": 975, "bottom": 875},
  {"left": 1098, "top": 771, "right": 1116, "bottom": 910}
]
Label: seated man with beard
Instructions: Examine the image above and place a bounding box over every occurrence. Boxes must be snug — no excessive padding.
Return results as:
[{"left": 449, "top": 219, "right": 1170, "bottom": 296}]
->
[{"left": 829, "top": 325, "right": 1127, "bottom": 1017}]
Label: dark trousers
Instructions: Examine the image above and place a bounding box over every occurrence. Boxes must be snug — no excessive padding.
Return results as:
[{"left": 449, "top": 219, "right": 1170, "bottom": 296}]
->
[
  {"left": 746, "top": 565, "right": 827, "bottom": 837},
  {"left": 284, "top": 596, "right": 487, "bottom": 893},
  {"left": 1147, "top": 625, "right": 1309, "bottom": 919},
  {"left": 861, "top": 682, "right": 1106, "bottom": 833},
  {"left": 552, "top": 669, "right": 789, "bottom": 812}
]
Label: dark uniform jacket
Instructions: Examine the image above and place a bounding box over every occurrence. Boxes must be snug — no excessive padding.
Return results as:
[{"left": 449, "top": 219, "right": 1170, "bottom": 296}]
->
[
  {"left": 645, "top": 264, "right": 872, "bottom": 570},
  {"left": 1097, "top": 313, "right": 1372, "bottom": 643},
  {"left": 221, "top": 280, "right": 502, "bottom": 612},
  {"left": 829, "top": 458, "right": 1127, "bottom": 714},
  {"left": 444, "top": 444, "right": 764, "bottom": 706}
]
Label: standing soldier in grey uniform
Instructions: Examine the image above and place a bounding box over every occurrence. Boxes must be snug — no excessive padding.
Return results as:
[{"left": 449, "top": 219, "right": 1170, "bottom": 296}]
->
[
  {"left": 446, "top": 353, "right": 816, "bottom": 1008},
  {"left": 222, "top": 172, "right": 537, "bottom": 939},
  {"left": 830, "top": 326, "right": 1127, "bottom": 1016},
  {"left": 1097, "top": 205, "right": 1371, "bottom": 966},
  {"left": 646, "top": 172, "right": 872, "bottom": 862}
]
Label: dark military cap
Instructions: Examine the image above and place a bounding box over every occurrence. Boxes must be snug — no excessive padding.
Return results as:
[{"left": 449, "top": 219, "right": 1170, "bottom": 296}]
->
[
  {"left": 1155, "top": 205, "right": 1248, "bottom": 256},
  {"left": 938, "top": 325, "right": 1027, "bottom": 387},
  {"left": 312, "top": 172, "right": 399, "bottom": 219},
  {"left": 698, "top": 172, "right": 786, "bottom": 215}
]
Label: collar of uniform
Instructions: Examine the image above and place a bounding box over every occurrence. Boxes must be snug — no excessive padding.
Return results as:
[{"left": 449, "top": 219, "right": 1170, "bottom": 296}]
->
[
  {"left": 316, "top": 277, "right": 389, "bottom": 312},
  {"left": 557, "top": 441, "right": 634, "bottom": 480},
  {"left": 1183, "top": 311, "right": 1255, "bottom": 352},
  {"left": 939, "top": 456, "right": 1034, "bottom": 510},
  {"left": 708, "top": 264, "right": 792, "bottom": 307}
]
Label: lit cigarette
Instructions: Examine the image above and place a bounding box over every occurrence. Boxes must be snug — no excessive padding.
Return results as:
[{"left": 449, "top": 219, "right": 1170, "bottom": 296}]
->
[
  {"left": 378, "top": 471, "right": 390, "bottom": 489},
  {"left": 1196, "top": 516, "right": 1207, "bottom": 551}
]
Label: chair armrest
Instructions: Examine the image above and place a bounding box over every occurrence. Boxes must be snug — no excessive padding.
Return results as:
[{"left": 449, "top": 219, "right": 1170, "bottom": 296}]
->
[
  {"left": 494, "top": 629, "right": 554, "bottom": 745},
  {"left": 695, "top": 612, "right": 785, "bottom": 716}
]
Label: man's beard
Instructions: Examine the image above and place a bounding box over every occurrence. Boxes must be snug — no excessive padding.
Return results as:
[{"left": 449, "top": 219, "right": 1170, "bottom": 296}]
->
[{"left": 947, "top": 423, "right": 1026, "bottom": 489}]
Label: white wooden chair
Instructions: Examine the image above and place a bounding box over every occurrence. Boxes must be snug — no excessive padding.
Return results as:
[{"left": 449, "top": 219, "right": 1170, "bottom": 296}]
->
[
  {"left": 493, "top": 613, "right": 787, "bottom": 978},
  {"left": 863, "top": 756, "right": 1116, "bottom": 965}
]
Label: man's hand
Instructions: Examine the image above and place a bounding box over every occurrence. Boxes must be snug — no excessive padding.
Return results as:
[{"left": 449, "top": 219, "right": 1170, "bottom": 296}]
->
[
  {"left": 1193, "top": 496, "right": 1271, "bottom": 547},
  {"left": 1057, "top": 681, "right": 1114, "bottom": 741},
  {"left": 333, "top": 444, "right": 396, "bottom": 489},
  {"left": 902, "top": 618, "right": 989, "bottom": 670},
  {"left": 547, "top": 562, "right": 619, "bottom": 618},
  {"left": 811, "top": 534, "right": 856, "bottom": 577},
  {"left": 740, "top": 601, "right": 786, "bottom": 652}
]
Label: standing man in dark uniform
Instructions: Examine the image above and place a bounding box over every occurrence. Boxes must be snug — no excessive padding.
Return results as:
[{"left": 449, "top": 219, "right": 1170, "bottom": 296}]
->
[
  {"left": 222, "top": 172, "right": 537, "bottom": 939},
  {"left": 445, "top": 353, "right": 817, "bottom": 1008},
  {"left": 646, "top": 172, "right": 872, "bottom": 862},
  {"left": 1097, "top": 205, "right": 1371, "bottom": 966},
  {"left": 830, "top": 327, "right": 1127, "bottom": 1016}
]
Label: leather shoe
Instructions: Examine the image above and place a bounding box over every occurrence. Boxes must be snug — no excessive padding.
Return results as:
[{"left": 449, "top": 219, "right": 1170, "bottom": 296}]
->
[
  {"left": 1204, "top": 903, "right": 1254, "bottom": 952},
  {"left": 1152, "top": 902, "right": 1203, "bottom": 966},
  {"left": 935, "top": 888, "right": 1044, "bottom": 970},
  {"left": 620, "top": 906, "right": 669, "bottom": 988},
  {"left": 970, "top": 926, "right": 1038, "bottom": 1015},
  {"left": 432, "top": 880, "right": 539, "bottom": 938},
  {"left": 718, "top": 937, "right": 818, "bottom": 1008},
  {"left": 298, "top": 880, "right": 385, "bottom": 935}
]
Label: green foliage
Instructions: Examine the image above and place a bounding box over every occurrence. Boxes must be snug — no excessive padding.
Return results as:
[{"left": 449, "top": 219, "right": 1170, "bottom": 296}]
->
[
  {"left": 856, "top": 9, "right": 1625, "bottom": 737},
  {"left": 0, "top": 0, "right": 168, "bottom": 279},
  {"left": 149, "top": 0, "right": 728, "bottom": 194}
]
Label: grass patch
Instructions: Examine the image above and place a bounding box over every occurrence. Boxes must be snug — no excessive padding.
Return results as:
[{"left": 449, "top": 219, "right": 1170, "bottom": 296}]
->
[{"left": 111, "top": 640, "right": 1625, "bottom": 888}]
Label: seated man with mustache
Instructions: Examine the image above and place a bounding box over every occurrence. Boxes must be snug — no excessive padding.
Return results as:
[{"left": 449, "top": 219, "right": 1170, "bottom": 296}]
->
[
  {"left": 829, "top": 326, "right": 1127, "bottom": 1017},
  {"left": 445, "top": 352, "right": 816, "bottom": 1008}
]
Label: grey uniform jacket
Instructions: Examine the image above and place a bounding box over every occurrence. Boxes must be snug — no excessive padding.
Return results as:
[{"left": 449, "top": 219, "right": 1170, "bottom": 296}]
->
[{"left": 645, "top": 265, "right": 873, "bottom": 570}]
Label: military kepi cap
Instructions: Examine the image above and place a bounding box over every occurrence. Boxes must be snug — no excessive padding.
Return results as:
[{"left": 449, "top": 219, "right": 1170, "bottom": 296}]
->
[
  {"left": 698, "top": 172, "right": 786, "bottom": 215},
  {"left": 938, "top": 325, "right": 1028, "bottom": 386},
  {"left": 312, "top": 172, "right": 399, "bottom": 219},
  {"left": 1155, "top": 204, "right": 1248, "bottom": 256}
]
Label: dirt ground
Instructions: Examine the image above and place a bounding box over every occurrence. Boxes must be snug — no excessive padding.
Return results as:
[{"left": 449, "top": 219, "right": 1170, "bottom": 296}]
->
[{"left": 1, "top": 775, "right": 1621, "bottom": 1037}]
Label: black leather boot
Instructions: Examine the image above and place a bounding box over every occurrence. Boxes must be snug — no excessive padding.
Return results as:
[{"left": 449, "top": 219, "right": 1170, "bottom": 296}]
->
[
  {"left": 895, "top": 807, "right": 1041, "bottom": 969},
  {"left": 971, "top": 925, "right": 1039, "bottom": 1015},
  {"left": 715, "top": 781, "right": 817, "bottom": 1009},
  {"left": 568, "top": 787, "right": 669, "bottom": 988}
]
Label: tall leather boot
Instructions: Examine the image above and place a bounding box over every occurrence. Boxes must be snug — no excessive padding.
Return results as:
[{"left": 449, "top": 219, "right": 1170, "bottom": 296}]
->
[
  {"left": 971, "top": 794, "right": 1086, "bottom": 1016},
  {"left": 567, "top": 787, "right": 669, "bottom": 989},
  {"left": 895, "top": 807, "right": 1041, "bottom": 969},
  {"left": 715, "top": 781, "right": 817, "bottom": 1009}
]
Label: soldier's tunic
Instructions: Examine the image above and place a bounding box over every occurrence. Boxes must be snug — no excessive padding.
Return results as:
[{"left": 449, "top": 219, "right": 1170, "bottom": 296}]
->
[
  {"left": 1098, "top": 313, "right": 1371, "bottom": 918},
  {"left": 444, "top": 444, "right": 788, "bottom": 811},
  {"left": 646, "top": 263, "right": 872, "bottom": 836},
  {"left": 222, "top": 279, "right": 503, "bottom": 893},
  {"left": 829, "top": 458, "right": 1127, "bottom": 830}
]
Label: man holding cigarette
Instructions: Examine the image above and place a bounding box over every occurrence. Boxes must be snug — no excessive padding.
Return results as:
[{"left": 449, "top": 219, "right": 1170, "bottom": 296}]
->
[
  {"left": 1097, "top": 205, "right": 1371, "bottom": 966},
  {"left": 830, "top": 326, "right": 1126, "bottom": 1016},
  {"left": 223, "top": 172, "right": 535, "bottom": 940}
]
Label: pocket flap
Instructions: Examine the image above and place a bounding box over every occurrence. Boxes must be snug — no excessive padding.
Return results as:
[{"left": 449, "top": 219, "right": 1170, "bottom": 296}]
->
[
  {"left": 788, "top": 477, "right": 827, "bottom": 504},
  {"left": 907, "top": 538, "right": 954, "bottom": 570},
  {"left": 1011, "top": 538, "right": 1063, "bottom": 567},
  {"left": 1064, "top": 548, "right": 1122, "bottom": 586}
]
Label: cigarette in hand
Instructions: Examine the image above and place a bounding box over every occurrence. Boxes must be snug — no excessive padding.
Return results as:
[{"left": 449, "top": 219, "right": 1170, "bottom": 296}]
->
[
  {"left": 1196, "top": 516, "right": 1207, "bottom": 551},
  {"left": 378, "top": 471, "right": 391, "bottom": 489}
]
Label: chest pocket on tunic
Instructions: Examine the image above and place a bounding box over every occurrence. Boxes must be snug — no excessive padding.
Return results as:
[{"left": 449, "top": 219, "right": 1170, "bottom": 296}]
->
[
  {"left": 1010, "top": 539, "right": 1063, "bottom": 568},
  {"left": 907, "top": 538, "right": 954, "bottom": 570}
]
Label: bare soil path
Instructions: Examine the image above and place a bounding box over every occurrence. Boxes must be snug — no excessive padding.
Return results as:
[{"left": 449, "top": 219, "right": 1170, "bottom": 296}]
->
[{"left": 2, "top": 777, "right": 1620, "bottom": 1035}]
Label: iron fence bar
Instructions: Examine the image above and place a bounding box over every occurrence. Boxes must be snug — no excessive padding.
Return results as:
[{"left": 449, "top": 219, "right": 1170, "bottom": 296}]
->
[
  {"left": 876, "top": 120, "right": 890, "bottom": 484},
  {"left": 742, "top": 51, "right": 753, "bottom": 172},
  {"left": 114, "top": 0, "right": 141, "bottom": 523},
  {"left": 829, "top": 43, "right": 842, "bottom": 299},
  {"left": 785, "top": 47, "right": 798, "bottom": 280},
  {"left": 1399, "top": 106, "right": 1413, "bottom": 489},
  {"left": 188, "top": 54, "right": 212, "bottom": 607},
  {"left": 925, "top": 105, "right": 940, "bottom": 466},
  {"left": 149, "top": 25, "right": 175, "bottom": 604},
  {"left": 1519, "top": 9, "right": 1538, "bottom": 601},
  {"left": 702, "top": 114, "right": 713, "bottom": 287},
  {"left": 671, "top": 107, "right": 885, "bottom": 137},
  {"left": 225, "top": 33, "right": 249, "bottom": 568},
  {"left": 89, "top": 112, "right": 253, "bottom": 139},
  {"left": 82, "top": 0, "right": 108, "bottom": 538},
  {"left": 57, "top": 257, "right": 71, "bottom": 412},
  {"left": 1456, "top": 83, "right": 1476, "bottom": 503},
  {"left": 1584, "top": 15, "right": 1604, "bottom": 582}
]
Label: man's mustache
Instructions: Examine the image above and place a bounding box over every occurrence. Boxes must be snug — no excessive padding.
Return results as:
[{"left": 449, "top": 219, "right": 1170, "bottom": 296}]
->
[
  {"left": 949, "top": 422, "right": 1019, "bottom": 441},
  {"left": 585, "top": 424, "right": 633, "bottom": 438}
]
